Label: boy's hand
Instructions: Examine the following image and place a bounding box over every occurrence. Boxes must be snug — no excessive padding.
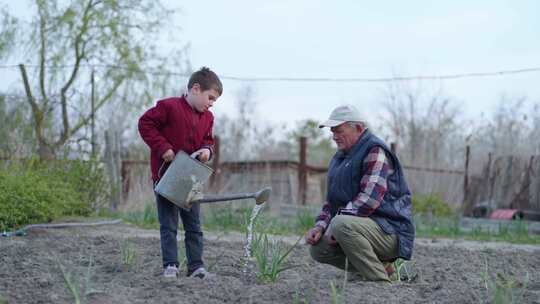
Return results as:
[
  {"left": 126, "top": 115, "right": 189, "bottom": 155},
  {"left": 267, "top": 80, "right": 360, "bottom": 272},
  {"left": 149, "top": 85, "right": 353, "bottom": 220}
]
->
[
  {"left": 192, "top": 148, "right": 211, "bottom": 163},
  {"left": 162, "top": 149, "right": 175, "bottom": 162}
]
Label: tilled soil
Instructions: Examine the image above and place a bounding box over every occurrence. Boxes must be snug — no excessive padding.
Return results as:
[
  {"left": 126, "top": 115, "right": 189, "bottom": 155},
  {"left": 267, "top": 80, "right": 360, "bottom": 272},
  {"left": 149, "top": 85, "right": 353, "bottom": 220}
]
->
[{"left": 1, "top": 224, "right": 539, "bottom": 304}]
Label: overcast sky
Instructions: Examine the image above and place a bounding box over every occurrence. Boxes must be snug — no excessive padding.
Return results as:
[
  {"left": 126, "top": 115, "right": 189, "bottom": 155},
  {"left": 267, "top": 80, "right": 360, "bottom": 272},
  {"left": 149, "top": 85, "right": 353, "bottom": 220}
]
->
[
  {"left": 3, "top": 0, "right": 540, "bottom": 128},
  {"left": 180, "top": 0, "right": 540, "bottom": 125}
]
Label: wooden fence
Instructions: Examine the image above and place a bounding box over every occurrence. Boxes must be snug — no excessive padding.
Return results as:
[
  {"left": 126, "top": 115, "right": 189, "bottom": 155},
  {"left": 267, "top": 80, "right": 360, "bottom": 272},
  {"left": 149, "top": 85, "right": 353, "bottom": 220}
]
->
[
  {"left": 117, "top": 136, "right": 471, "bottom": 214},
  {"left": 464, "top": 154, "right": 540, "bottom": 216}
]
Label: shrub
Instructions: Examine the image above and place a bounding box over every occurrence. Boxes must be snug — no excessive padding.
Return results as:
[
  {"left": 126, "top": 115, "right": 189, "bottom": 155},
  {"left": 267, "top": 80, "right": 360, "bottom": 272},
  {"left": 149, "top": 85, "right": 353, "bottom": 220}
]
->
[
  {"left": 0, "top": 159, "right": 106, "bottom": 230},
  {"left": 412, "top": 194, "right": 454, "bottom": 217}
]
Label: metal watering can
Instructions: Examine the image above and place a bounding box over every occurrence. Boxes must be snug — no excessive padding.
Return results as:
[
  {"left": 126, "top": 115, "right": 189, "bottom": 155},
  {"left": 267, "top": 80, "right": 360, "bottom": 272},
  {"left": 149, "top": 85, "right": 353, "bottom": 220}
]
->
[{"left": 155, "top": 151, "right": 271, "bottom": 210}]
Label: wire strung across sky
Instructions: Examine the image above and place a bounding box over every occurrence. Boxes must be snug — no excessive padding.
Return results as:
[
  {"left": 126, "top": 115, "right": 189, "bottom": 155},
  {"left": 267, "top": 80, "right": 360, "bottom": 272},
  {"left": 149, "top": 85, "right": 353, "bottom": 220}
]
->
[{"left": 0, "top": 63, "right": 539, "bottom": 83}]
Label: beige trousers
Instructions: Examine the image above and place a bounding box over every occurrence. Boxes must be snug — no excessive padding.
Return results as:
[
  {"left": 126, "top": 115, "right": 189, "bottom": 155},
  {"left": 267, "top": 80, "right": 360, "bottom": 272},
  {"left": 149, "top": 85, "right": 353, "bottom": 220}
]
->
[{"left": 309, "top": 215, "right": 398, "bottom": 282}]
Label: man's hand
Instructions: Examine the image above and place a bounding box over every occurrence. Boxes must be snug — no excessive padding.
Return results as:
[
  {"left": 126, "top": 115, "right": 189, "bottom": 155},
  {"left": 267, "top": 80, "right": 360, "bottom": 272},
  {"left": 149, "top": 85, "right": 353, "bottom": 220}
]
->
[
  {"left": 162, "top": 149, "right": 175, "bottom": 162},
  {"left": 192, "top": 148, "right": 211, "bottom": 163},
  {"left": 305, "top": 226, "right": 324, "bottom": 245}
]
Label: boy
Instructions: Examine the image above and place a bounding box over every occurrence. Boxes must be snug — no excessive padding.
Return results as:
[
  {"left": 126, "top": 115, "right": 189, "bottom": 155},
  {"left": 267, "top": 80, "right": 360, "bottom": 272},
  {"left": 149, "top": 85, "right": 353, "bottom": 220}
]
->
[{"left": 138, "top": 67, "right": 223, "bottom": 279}]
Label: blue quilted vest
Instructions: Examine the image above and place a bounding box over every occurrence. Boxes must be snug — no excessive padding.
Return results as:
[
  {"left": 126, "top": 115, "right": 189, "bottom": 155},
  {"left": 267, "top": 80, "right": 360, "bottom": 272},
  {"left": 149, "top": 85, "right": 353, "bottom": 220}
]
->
[{"left": 326, "top": 130, "right": 415, "bottom": 260}]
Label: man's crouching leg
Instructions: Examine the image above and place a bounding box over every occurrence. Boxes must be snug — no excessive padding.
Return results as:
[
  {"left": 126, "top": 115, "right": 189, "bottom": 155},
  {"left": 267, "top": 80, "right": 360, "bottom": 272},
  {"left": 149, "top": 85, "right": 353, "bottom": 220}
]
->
[
  {"left": 309, "top": 233, "right": 353, "bottom": 272},
  {"left": 330, "top": 215, "right": 398, "bottom": 282}
]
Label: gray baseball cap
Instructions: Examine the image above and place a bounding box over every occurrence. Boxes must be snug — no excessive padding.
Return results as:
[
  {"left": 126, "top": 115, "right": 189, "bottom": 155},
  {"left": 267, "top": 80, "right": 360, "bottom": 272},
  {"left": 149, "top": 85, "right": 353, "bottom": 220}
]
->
[{"left": 318, "top": 105, "right": 363, "bottom": 128}]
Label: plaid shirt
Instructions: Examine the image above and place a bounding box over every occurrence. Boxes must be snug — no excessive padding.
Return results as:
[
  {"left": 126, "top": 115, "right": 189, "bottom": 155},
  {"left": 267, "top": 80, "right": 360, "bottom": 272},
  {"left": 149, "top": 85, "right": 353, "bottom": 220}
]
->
[{"left": 315, "top": 146, "right": 394, "bottom": 231}]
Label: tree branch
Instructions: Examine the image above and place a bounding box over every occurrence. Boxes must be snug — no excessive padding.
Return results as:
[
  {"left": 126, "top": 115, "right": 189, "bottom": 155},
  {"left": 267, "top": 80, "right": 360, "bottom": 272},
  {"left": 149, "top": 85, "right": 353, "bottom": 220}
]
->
[
  {"left": 58, "top": 0, "right": 95, "bottom": 145},
  {"left": 63, "top": 76, "right": 124, "bottom": 144},
  {"left": 19, "top": 64, "right": 46, "bottom": 146},
  {"left": 37, "top": 1, "right": 48, "bottom": 108}
]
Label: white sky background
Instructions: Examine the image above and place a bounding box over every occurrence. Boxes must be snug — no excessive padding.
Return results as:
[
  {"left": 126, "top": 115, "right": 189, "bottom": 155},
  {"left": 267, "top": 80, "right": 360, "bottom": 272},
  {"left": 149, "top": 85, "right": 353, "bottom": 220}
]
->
[
  {"left": 2, "top": 0, "right": 540, "bottom": 132},
  {"left": 179, "top": 0, "right": 540, "bottom": 126}
]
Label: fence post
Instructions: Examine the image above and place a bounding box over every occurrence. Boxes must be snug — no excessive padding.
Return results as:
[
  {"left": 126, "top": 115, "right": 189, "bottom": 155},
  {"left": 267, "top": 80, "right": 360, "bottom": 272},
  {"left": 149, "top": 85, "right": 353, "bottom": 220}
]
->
[
  {"left": 105, "top": 130, "right": 122, "bottom": 211},
  {"left": 487, "top": 152, "right": 494, "bottom": 202},
  {"left": 298, "top": 136, "right": 307, "bottom": 205},
  {"left": 90, "top": 69, "right": 97, "bottom": 158},
  {"left": 464, "top": 145, "right": 470, "bottom": 204},
  {"left": 121, "top": 157, "right": 130, "bottom": 201},
  {"left": 210, "top": 136, "right": 221, "bottom": 191}
]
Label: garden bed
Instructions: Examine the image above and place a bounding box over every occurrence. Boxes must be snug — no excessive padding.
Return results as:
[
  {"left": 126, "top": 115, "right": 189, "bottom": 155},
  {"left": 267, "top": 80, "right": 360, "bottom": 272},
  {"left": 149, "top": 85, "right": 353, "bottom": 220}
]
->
[{"left": 1, "top": 224, "right": 539, "bottom": 303}]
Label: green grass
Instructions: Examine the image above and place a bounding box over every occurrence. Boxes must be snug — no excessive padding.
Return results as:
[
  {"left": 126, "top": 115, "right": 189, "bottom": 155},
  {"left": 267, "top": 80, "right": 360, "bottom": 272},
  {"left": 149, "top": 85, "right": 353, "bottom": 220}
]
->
[
  {"left": 250, "top": 232, "right": 302, "bottom": 283},
  {"left": 295, "top": 207, "right": 318, "bottom": 234},
  {"left": 121, "top": 203, "right": 159, "bottom": 229},
  {"left": 57, "top": 257, "right": 81, "bottom": 304},
  {"left": 118, "top": 202, "right": 540, "bottom": 245},
  {"left": 391, "top": 259, "right": 417, "bottom": 282},
  {"left": 292, "top": 286, "right": 313, "bottom": 304},
  {"left": 55, "top": 253, "right": 100, "bottom": 304},
  {"left": 119, "top": 239, "right": 137, "bottom": 269},
  {"left": 202, "top": 205, "right": 251, "bottom": 232},
  {"left": 119, "top": 203, "right": 306, "bottom": 235},
  {"left": 415, "top": 215, "right": 540, "bottom": 244},
  {"left": 177, "top": 240, "right": 187, "bottom": 270},
  {"left": 481, "top": 258, "right": 529, "bottom": 304},
  {"left": 329, "top": 258, "right": 348, "bottom": 304},
  {"left": 201, "top": 204, "right": 317, "bottom": 236}
]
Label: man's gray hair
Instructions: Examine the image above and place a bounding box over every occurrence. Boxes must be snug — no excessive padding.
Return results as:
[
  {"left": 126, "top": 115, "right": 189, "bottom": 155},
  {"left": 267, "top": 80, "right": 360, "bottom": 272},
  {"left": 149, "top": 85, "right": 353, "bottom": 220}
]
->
[{"left": 347, "top": 121, "right": 368, "bottom": 129}]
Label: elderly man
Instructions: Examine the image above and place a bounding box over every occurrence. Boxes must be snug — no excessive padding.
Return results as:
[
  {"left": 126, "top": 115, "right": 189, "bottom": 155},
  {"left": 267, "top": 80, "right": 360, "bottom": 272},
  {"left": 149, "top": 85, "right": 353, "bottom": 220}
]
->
[{"left": 305, "top": 105, "right": 415, "bottom": 282}]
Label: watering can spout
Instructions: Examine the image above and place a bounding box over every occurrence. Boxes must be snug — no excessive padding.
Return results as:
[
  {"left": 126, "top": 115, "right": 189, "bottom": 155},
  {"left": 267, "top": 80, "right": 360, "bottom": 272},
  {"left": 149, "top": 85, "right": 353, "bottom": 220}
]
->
[
  {"left": 191, "top": 187, "right": 272, "bottom": 205},
  {"left": 254, "top": 187, "right": 271, "bottom": 205}
]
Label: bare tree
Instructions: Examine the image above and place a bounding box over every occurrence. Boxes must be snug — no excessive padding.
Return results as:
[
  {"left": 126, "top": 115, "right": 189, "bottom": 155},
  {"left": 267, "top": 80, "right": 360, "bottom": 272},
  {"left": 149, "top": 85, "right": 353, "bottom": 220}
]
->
[
  {"left": 214, "top": 84, "right": 292, "bottom": 161},
  {"left": 215, "top": 85, "right": 258, "bottom": 161},
  {"left": 0, "top": 94, "right": 35, "bottom": 158},
  {"left": 528, "top": 102, "right": 540, "bottom": 155},
  {"left": 380, "top": 81, "right": 462, "bottom": 167},
  {"left": 469, "top": 95, "right": 530, "bottom": 157},
  {"left": 380, "top": 81, "right": 423, "bottom": 164},
  {"left": 3, "top": 0, "right": 188, "bottom": 159},
  {"left": 0, "top": 5, "right": 17, "bottom": 60},
  {"left": 286, "top": 119, "right": 334, "bottom": 166}
]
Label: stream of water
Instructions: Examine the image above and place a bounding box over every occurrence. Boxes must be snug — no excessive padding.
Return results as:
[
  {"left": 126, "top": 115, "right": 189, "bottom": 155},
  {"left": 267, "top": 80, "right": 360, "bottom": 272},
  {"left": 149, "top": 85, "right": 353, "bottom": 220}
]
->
[{"left": 242, "top": 203, "right": 264, "bottom": 279}]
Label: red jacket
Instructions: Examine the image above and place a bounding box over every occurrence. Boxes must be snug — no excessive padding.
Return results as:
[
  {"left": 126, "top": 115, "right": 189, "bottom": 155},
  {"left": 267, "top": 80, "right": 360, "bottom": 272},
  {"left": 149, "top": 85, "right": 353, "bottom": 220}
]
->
[{"left": 138, "top": 96, "right": 214, "bottom": 182}]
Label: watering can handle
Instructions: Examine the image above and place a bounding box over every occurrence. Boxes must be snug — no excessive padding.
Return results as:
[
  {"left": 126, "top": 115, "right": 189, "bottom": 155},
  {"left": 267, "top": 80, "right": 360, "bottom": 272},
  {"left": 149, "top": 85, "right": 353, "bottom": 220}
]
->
[
  {"left": 158, "top": 151, "right": 200, "bottom": 179},
  {"left": 157, "top": 161, "right": 167, "bottom": 179}
]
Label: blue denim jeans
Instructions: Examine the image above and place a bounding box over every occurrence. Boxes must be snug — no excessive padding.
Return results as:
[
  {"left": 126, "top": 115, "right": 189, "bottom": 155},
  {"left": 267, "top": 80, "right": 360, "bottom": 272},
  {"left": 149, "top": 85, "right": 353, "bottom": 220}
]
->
[{"left": 155, "top": 193, "right": 204, "bottom": 273}]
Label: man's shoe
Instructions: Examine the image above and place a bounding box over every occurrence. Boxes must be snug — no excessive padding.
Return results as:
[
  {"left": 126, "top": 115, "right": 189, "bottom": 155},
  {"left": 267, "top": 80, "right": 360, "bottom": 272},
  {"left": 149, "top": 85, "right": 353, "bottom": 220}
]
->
[
  {"left": 188, "top": 267, "right": 211, "bottom": 279},
  {"left": 389, "top": 261, "right": 418, "bottom": 282},
  {"left": 385, "top": 263, "right": 396, "bottom": 277},
  {"left": 163, "top": 265, "right": 179, "bottom": 279},
  {"left": 398, "top": 262, "right": 418, "bottom": 282}
]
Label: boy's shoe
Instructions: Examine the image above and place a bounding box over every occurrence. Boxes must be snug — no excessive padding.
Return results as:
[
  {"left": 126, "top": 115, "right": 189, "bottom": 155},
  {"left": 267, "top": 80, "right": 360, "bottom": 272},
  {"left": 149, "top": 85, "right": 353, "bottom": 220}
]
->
[
  {"left": 188, "top": 267, "right": 211, "bottom": 279},
  {"left": 163, "top": 265, "right": 179, "bottom": 279}
]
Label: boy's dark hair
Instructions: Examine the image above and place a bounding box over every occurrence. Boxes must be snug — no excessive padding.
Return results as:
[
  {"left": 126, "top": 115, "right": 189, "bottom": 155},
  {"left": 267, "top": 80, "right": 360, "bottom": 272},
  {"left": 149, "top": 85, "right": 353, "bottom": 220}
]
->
[{"left": 188, "top": 67, "right": 223, "bottom": 96}]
